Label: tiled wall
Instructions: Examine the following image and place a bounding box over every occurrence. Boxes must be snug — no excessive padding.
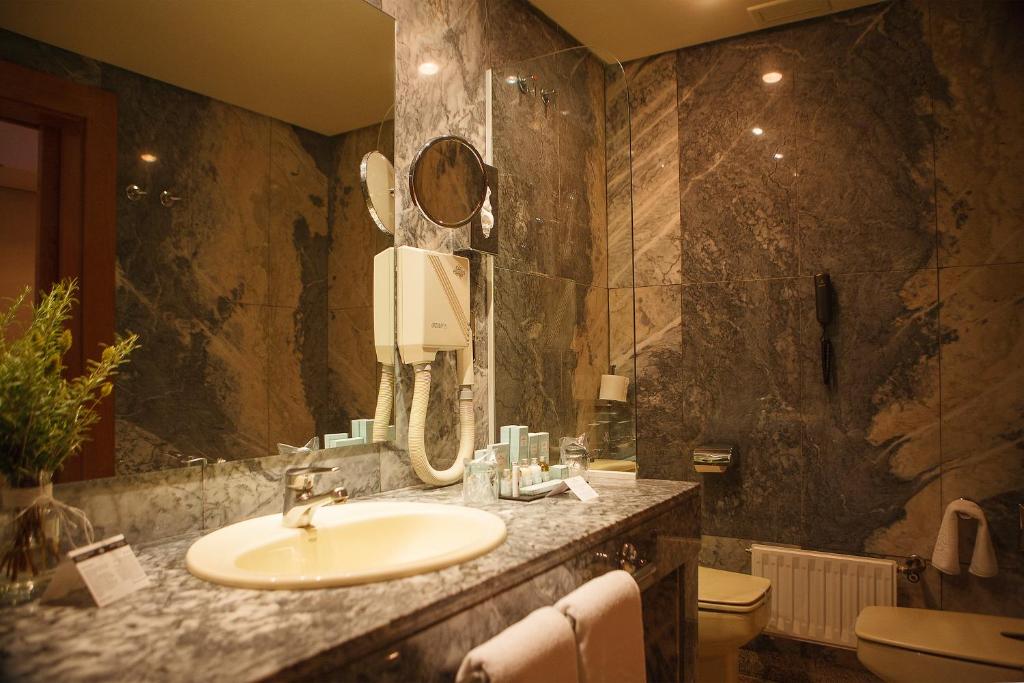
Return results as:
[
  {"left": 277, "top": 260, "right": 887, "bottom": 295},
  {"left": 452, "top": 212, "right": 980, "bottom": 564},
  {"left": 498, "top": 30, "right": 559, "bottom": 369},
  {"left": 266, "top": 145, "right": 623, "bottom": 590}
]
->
[
  {"left": 0, "top": 30, "right": 393, "bottom": 474},
  {"left": 54, "top": 444, "right": 395, "bottom": 545},
  {"left": 624, "top": 0, "right": 1023, "bottom": 621},
  {"left": 490, "top": 49, "right": 610, "bottom": 449},
  {"left": 380, "top": 0, "right": 611, "bottom": 479},
  {"left": 39, "top": 0, "right": 610, "bottom": 538}
]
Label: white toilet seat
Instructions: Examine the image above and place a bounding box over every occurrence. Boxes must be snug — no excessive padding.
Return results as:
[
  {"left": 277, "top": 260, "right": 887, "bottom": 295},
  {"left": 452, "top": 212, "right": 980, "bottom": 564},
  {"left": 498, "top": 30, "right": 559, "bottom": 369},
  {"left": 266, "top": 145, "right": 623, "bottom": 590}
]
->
[
  {"left": 697, "top": 567, "right": 773, "bottom": 683},
  {"left": 856, "top": 607, "right": 1024, "bottom": 683}
]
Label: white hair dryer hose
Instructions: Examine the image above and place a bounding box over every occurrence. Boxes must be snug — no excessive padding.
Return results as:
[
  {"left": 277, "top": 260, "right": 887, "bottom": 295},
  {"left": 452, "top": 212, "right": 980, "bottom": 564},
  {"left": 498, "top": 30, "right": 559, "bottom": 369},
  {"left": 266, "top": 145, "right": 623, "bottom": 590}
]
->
[
  {"left": 408, "top": 363, "right": 475, "bottom": 486},
  {"left": 372, "top": 364, "right": 394, "bottom": 443}
]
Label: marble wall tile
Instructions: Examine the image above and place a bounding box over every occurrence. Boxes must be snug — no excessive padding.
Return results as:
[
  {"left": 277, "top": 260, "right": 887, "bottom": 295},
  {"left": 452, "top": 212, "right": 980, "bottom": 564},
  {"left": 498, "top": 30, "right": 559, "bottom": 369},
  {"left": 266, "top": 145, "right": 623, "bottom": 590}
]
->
[
  {"left": 491, "top": 47, "right": 607, "bottom": 288},
  {"left": 384, "top": 0, "right": 485, "bottom": 254},
  {"left": 482, "top": 0, "right": 577, "bottom": 69},
  {"left": 55, "top": 465, "right": 204, "bottom": 544},
  {"left": 380, "top": 448, "right": 422, "bottom": 492},
  {"left": 116, "top": 299, "right": 271, "bottom": 471},
  {"left": 680, "top": 278, "right": 805, "bottom": 545},
  {"left": 269, "top": 121, "right": 329, "bottom": 309},
  {"left": 699, "top": 534, "right": 757, "bottom": 574},
  {"left": 931, "top": 0, "right": 1024, "bottom": 267},
  {"left": 187, "top": 99, "right": 272, "bottom": 306},
  {"left": 202, "top": 445, "right": 381, "bottom": 530},
  {"left": 634, "top": 285, "right": 684, "bottom": 480},
  {"left": 605, "top": 63, "right": 634, "bottom": 290},
  {"left": 625, "top": 54, "right": 681, "bottom": 288},
  {"left": 676, "top": 40, "right": 797, "bottom": 283},
  {"left": 938, "top": 263, "right": 1024, "bottom": 607},
  {"left": 571, "top": 283, "right": 609, "bottom": 441},
  {"left": 0, "top": 28, "right": 102, "bottom": 85},
  {"left": 793, "top": 0, "right": 937, "bottom": 275},
  {"left": 493, "top": 267, "right": 577, "bottom": 441},
  {"left": 266, "top": 304, "right": 322, "bottom": 453},
  {"left": 330, "top": 120, "right": 395, "bottom": 311},
  {"left": 624, "top": 0, "right": 1022, "bottom": 625},
  {"left": 327, "top": 306, "right": 378, "bottom": 430},
  {"left": 802, "top": 270, "right": 941, "bottom": 557}
]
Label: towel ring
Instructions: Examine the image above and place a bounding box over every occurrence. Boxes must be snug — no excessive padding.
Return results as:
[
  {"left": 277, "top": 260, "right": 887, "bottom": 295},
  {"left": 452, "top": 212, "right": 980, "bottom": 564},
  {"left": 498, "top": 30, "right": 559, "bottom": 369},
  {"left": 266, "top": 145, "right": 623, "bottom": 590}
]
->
[{"left": 956, "top": 497, "right": 978, "bottom": 521}]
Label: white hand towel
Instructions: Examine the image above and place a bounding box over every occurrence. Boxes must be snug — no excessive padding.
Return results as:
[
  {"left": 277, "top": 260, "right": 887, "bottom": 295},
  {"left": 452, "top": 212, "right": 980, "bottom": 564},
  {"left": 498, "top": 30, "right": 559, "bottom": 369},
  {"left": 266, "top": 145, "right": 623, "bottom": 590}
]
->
[
  {"left": 931, "top": 499, "right": 999, "bottom": 577},
  {"left": 456, "top": 606, "right": 578, "bottom": 683},
  {"left": 555, "top": 570, "right": 646, "bottom": 683}
]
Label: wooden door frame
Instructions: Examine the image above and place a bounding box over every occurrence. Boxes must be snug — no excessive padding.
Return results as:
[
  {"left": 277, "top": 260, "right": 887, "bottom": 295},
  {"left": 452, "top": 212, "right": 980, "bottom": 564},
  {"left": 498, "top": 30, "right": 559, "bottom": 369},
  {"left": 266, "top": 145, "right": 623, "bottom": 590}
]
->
[{"left": 0, "top": 59, "right": 118, "bottom": 481}]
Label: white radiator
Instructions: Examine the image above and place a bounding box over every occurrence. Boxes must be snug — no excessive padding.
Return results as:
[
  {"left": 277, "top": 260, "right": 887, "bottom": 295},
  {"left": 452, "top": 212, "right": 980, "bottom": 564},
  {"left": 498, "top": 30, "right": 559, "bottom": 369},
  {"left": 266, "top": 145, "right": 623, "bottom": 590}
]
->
[{"left": 750, "top": 544, "right": 896, "bottom": 649}]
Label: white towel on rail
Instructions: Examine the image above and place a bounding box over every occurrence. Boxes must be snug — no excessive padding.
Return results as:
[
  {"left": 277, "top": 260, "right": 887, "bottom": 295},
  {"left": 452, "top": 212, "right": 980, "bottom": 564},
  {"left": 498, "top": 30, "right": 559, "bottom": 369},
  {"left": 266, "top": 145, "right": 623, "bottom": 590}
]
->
[
  {"left": 931, "top": 498, "right": 998, "bottom": 577},
  {"left": 455, "top": 606, "right": 578, "bottom": 683},
  {"left": 555, "top": 570, "right": 646, "bottom": 683}
]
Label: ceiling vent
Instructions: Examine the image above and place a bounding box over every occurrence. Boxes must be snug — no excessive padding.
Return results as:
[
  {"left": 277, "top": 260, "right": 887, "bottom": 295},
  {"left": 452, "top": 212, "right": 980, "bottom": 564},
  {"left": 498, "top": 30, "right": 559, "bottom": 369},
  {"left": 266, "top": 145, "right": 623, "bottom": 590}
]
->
[{"left": 747, "top": 0, "right": 834, "bottom": 26}]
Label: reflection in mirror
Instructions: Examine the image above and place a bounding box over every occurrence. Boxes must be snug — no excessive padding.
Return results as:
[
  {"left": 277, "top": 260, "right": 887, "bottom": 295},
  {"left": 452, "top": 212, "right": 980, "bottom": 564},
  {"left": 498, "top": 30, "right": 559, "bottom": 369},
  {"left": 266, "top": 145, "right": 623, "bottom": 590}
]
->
[
  {"left": 0, "top": 0, "right": 396, "bottom": 478},
  {"left": 490, "top": 47, "right": 637, "bottom": 474},
  {"left": 409, "top": 135, "right": 488, "bottom": 227},
  {"left": 360, "top": 151, "right": 396, "bottom": 236}
]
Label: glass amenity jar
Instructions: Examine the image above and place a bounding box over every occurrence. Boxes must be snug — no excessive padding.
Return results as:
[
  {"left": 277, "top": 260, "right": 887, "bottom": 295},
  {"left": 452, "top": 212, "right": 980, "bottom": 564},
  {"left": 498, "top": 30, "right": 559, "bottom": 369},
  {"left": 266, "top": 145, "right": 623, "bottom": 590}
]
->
[{"left": 0, "top": 474, "right": 61, "bottom": 607}]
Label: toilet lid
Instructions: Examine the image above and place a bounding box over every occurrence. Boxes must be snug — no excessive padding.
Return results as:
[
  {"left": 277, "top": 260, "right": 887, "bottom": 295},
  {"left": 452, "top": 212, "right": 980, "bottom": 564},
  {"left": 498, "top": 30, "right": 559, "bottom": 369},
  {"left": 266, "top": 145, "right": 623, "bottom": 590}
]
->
[
  {"left": 856, "top": 607, "right": 1024, "bottom": 669},
  {"left": 698, "top": 567, "right": 771, "bottom": 613}
]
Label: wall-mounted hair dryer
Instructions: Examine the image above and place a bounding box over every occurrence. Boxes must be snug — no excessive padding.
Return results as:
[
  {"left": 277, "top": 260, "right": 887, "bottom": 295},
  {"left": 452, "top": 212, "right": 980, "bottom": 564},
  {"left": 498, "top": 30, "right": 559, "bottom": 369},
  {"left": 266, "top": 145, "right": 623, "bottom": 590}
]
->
[{"left": 389, "top": 245, "right": 475, "bottom": 486}]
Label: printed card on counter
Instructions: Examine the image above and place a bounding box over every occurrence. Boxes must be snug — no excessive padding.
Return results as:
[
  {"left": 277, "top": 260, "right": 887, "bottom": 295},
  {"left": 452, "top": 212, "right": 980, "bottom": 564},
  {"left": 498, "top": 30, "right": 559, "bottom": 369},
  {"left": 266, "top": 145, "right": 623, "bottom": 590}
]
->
[
  {"left": 563, "top": 476, "right": 599, "bottom": 502},
  {"left": 41, "top": 534, "right": 150, "bottom": 607}
]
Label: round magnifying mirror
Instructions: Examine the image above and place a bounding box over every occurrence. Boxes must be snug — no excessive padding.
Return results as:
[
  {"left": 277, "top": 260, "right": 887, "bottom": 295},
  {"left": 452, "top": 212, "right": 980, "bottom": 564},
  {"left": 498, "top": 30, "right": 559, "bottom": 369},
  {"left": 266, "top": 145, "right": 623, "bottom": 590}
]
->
[
  {"left": 360, "top": 151, "right": 396, "bottom": 235},
  {"left": 409, "top": 135, "right": 487, "bottom": 228}
]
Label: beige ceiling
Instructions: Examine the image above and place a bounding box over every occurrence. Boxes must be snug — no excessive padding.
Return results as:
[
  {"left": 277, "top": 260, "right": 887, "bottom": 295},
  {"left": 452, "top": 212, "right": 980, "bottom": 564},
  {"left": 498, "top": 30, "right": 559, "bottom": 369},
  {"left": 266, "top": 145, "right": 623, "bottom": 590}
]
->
[
  {"left": 0, "top": 0, "right": 395, "bottom": 136},
  {"left": 527, "top": 0, "right": 882, "bottom": 63}
]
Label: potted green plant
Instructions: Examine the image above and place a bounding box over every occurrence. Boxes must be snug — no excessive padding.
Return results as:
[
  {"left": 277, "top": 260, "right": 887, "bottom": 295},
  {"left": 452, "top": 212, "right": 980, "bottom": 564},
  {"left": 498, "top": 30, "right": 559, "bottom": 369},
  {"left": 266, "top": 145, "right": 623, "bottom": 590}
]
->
[{"left": 0, "top": 280, "right": 138, "bottom": 606}]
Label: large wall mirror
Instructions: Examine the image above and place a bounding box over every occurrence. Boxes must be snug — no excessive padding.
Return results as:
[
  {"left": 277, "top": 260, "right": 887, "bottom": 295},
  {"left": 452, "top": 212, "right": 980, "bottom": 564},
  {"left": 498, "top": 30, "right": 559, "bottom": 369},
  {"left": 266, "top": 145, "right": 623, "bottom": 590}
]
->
[{"left": 0, "top": 0, "right": 396, "bottom": 479}]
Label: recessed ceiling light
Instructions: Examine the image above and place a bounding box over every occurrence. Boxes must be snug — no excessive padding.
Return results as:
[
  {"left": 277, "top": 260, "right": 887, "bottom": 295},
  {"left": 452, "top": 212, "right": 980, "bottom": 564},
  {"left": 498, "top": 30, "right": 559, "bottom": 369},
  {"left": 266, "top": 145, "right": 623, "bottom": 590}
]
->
[
  {"left": 773, "top": 152, "right": 784, "bottom": 160},
  {"left": 762, "top": 71, "right": 783, "bottom": 84},
  {"left": 140, "top": 153, "right": 158, "bottom": 163},
  {"left": 418, "top": 62, "right": 440, "bottom": 76},
  {"left": 752, "top": 127, "right": 764, "bottom": 136}
]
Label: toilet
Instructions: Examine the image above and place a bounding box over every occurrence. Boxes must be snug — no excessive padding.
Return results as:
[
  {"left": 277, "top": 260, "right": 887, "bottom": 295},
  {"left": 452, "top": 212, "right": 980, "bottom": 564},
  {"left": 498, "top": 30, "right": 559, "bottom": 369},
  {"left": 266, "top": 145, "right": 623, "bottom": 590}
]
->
[
  {"left": 856, "top": 606, "right": 1024, "bottom": 683},
  {"left": 697, "top": 566, "right": 772, "bottom": 683}
]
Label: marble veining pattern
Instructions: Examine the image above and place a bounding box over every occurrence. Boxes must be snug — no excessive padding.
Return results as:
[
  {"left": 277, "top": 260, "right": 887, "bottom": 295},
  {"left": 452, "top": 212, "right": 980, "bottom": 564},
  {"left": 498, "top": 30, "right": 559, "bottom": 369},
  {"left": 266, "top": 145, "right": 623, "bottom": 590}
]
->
[
  {"left": 622, "top": 0, "right": 1024, "bottom": 625},
  {"left": 0, "top": 480, "right": 698, "bottom": 683},
  {"left": 0, "top": 29, "right": 395, "bottom": 473}
]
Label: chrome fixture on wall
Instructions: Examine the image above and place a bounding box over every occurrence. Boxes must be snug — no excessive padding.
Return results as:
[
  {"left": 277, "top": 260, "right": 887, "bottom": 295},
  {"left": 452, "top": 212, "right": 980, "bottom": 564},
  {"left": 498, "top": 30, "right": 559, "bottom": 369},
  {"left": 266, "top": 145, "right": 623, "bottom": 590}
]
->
[
  {"left": 125, "top": 183, "right": 147, "bottom": 201},
  {"left": 159, "top": 190, "right": 183, "bottom": 207},
  {"left": 693, "top": 444, "right": 735, "bottom": 474}
]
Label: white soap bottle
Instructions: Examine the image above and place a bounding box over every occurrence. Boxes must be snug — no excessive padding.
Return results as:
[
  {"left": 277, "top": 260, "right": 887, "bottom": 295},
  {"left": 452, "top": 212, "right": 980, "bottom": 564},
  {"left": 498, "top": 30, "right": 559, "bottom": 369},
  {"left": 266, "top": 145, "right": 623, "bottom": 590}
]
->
[{"left": 530, "top": 458, "right": 542, "bottom": 486}]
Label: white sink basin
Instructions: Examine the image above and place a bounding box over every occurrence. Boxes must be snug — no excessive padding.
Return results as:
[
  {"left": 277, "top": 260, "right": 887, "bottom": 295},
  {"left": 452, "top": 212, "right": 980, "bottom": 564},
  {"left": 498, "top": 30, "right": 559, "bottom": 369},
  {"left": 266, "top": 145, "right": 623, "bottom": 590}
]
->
[{"left": 186, "top": 501, "right": 507, "bottom": 589}]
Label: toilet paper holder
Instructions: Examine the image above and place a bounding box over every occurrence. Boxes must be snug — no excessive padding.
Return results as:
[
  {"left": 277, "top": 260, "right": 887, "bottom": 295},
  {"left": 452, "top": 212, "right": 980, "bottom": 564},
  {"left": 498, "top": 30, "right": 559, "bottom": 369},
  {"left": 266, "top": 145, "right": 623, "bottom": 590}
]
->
[{"left": 692, "top": 444, "right": 735, "bottom": 474}]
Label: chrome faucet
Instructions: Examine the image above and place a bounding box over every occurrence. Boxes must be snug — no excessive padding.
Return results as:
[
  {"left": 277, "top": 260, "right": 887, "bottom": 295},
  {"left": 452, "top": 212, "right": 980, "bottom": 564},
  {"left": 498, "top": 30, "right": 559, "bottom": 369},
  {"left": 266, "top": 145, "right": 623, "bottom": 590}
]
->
[{"left": 282, "top": 466, "right": 349, "bottom": 528}]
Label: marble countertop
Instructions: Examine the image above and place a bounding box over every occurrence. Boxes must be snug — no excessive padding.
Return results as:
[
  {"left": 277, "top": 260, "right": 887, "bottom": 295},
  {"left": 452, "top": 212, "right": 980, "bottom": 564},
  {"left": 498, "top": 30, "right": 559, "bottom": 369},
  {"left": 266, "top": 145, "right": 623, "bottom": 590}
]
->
[{"left": 0, "top": 478, "right": 698, "bottom": 683}]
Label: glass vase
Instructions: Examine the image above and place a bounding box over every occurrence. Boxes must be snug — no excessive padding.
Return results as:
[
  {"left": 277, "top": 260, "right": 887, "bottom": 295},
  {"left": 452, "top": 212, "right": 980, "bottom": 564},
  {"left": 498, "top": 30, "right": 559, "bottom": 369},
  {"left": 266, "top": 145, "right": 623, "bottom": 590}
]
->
[{"left": 0, "top": 478, "right": 61, "bottom": 607}]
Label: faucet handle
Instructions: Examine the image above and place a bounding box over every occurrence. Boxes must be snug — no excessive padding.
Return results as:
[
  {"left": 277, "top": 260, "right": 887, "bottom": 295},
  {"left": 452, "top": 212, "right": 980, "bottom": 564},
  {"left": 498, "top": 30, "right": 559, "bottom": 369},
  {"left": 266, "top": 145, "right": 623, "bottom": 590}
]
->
[{"left": 285, "top": 465, "right": 340, "bottom": 490}]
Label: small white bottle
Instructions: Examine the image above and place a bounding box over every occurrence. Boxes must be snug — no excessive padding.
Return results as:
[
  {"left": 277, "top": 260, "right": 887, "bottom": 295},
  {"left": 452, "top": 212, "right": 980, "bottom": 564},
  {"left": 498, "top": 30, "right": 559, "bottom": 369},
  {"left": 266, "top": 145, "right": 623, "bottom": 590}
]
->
[
  {"left": 530, "top": 458, "right": 542, "bottom": 485},
  {"left": 500, "top": 470, "right": 512, "bottom": 497},
  {"left": 519, "top": 462, "right": 532, "bottom": 487},
  {"left": 512, "top": 464, "right": 520, "bottom": 497}
]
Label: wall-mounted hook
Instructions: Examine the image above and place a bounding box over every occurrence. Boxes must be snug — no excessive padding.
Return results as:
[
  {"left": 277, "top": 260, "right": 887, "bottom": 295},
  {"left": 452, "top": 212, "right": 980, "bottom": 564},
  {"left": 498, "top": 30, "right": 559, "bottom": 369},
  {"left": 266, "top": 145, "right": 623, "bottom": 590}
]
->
[
  {"left": 160, "top": 190, "right": 183, "bottom": 208},
  {"left": 125, "top": 184, "right": 147, "bottom": 202},
  {"left": 540, "top": 88, "right": 558, "bottom": 111}
]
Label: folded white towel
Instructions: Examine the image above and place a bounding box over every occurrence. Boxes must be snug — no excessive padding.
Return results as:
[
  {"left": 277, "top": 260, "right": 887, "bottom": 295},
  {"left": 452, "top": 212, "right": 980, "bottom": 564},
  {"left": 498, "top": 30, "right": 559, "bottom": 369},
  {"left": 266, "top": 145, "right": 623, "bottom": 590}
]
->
[
  {"left": 931, "top": 499, "right": 999, "bottom": 577},
  {"left": 555, "top": 570, "right": 646, "bottom": 683},
  {"left": 456, "top": 606, "right": 578, "bottom": 683}
]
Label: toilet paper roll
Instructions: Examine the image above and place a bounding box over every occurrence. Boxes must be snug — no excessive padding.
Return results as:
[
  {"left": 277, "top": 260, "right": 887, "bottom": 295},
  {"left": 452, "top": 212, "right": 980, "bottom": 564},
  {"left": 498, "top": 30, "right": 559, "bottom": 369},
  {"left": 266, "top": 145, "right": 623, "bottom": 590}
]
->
[{"left": 599, "top": 374, "right": 629, "bottom": 402}]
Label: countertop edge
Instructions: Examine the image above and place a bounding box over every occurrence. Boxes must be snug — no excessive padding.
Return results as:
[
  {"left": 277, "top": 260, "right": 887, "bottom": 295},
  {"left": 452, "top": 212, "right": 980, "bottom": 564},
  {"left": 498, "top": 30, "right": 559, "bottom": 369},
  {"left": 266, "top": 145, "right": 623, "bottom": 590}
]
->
[{"left": 279, "top": 481, "right": 700, "bottom": 673}]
